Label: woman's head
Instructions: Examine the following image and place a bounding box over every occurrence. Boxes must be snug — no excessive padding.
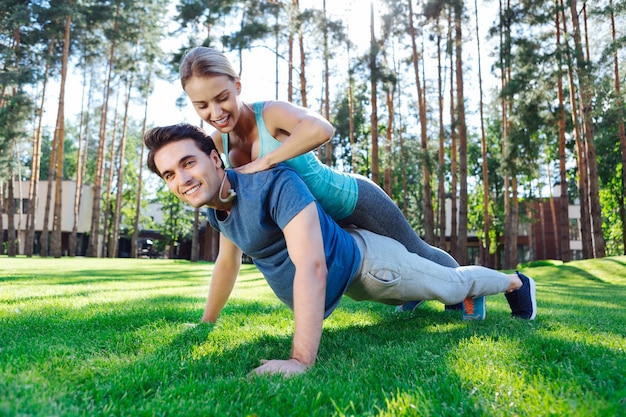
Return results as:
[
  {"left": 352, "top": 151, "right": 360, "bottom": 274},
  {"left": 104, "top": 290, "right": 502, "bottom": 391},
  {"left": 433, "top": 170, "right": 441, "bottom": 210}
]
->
[{"left": 180, "top": 47, "right": 239, "bottom": 89}]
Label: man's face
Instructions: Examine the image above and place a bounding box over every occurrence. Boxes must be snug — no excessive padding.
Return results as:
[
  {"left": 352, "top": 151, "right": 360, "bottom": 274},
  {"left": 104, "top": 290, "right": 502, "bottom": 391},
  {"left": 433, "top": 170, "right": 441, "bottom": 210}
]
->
[
  {"left": 153, "top": 138, "right": 223, "bottom": 208},
  {"left": 184, "top": 74, "right": 242, "bottom": 133}
]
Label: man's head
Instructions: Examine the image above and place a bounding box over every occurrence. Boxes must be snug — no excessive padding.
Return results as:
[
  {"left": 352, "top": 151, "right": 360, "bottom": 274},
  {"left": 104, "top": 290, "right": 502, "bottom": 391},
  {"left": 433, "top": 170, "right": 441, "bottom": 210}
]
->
[
  {"left": 144, "top": 124, "right": 227, "bottom": 209},
  {"left": 145, "top": 123, "right": 224, "bottom": 178}
]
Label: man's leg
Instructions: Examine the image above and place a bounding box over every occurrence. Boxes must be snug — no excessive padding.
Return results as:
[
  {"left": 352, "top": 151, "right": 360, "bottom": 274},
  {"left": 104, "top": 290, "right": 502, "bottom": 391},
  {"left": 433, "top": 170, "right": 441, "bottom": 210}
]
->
[{"left": 345, "top": 229, "right": 511, "bottom": 306}]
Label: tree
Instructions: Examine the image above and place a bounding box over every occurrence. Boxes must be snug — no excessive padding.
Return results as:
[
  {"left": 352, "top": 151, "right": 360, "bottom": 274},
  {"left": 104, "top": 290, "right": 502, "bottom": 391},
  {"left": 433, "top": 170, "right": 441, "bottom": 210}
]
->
[
  {"left": 51, "top": 1, "right": 72, "bottom": 258},
  {"left": 369, "top": 3, "right": 380, "bottom": 186},
  {"left": 411, "top": 0, "right": 434, "bottom": 244},
  {"left": 24, "top": 37, "right": 54, "bottom": 257},
  {"left": 474, "top": 0, "right": 491, "bottom": 267},
  {"left": 155, "top": 185, "right": 194, "bottom": 259},
  {"left": 453, "top": 1, "right": 469, "bottom": 265},
  {"left": 555, "top": 0, "right": 571, "bottom": 262},
  {"left": 568, "top": 0, "right": 606, "bottom": 258},
  {"left": 608, "top": 0, "right": 626, "bottom": 254}
]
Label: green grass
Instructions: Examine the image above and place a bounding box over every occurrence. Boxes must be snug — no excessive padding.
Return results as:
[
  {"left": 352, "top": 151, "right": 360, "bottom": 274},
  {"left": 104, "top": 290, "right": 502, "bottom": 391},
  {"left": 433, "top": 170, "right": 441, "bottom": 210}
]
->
[{"left": 1, "top": 256, "right": 625, "bottom": 416}]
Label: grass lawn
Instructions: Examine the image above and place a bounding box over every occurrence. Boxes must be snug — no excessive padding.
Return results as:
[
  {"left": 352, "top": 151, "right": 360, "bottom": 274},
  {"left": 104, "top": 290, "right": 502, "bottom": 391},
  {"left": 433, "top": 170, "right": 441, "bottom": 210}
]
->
[{"left": 1, "top": 255, "right": 625, "bottom": 416}]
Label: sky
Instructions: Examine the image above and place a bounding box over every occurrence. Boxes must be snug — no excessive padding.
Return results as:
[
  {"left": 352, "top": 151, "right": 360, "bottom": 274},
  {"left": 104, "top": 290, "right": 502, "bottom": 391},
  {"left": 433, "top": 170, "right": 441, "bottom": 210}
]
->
[{"left": 143, "top": 0, "right": 382, "bottom": 127}]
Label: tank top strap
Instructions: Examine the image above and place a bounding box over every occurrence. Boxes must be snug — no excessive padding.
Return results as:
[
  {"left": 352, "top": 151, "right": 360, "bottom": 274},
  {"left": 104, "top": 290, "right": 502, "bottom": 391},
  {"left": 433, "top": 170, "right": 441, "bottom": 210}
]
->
[{"left": 221, "top": 132, "right": 232, "bottom": 168}]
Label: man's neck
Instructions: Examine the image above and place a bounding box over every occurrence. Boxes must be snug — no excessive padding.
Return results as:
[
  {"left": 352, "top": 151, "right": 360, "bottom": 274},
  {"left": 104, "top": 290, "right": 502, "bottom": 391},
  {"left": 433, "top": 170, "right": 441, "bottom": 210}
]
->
[{"left": 211, "top": 171, "right": 236, "bottom": 212}]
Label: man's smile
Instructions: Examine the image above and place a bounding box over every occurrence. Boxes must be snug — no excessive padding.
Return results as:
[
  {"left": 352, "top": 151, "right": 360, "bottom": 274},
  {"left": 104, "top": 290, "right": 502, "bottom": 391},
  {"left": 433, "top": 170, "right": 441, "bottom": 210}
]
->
[{"left": 183, "top": 183, "right": 201, "bottom": 196}]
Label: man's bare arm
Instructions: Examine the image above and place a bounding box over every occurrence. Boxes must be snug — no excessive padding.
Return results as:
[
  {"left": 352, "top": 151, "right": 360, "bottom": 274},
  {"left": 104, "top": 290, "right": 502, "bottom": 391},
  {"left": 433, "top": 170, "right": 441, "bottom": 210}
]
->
[
  {"left": 201, "top": 234, "right": 242, "bottom": 323},
  {"left": 252, "top": 202, "right": 327, "bottom": 376}
]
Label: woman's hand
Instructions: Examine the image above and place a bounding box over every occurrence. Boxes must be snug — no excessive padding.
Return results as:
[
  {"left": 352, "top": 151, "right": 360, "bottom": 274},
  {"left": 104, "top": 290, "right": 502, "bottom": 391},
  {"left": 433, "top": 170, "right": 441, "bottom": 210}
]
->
[{"left": 234, "top": 156, "right": 275, "bottom": 174}]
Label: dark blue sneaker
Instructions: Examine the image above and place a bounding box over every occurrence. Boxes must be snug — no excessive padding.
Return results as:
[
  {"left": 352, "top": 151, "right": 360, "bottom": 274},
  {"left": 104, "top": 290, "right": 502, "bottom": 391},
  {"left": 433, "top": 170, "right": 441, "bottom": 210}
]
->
[
  {"left": 395, "top": 300, "right": 425, "bottom": 312},
  {"left": 445, "top": 302, "right": 463, "bottom": 311},
  {"left": 505, "top": 271, "right": 537, "bottom": 320},
  {"left": 462, "top": 296, "right": 486, "bottom": 320}
]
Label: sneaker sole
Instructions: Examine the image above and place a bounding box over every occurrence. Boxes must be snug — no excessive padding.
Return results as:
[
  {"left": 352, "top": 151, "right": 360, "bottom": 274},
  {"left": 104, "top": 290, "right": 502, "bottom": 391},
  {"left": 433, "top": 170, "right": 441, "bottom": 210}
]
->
[{"left": 527, "top": 276, "right": 537, "bottom": 320}]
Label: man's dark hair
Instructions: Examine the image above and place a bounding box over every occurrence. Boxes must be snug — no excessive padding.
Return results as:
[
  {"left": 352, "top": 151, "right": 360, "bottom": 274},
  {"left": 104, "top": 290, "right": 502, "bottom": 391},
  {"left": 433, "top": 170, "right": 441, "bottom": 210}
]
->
[{"left": 144, "top": 123, "right": 224, "bottom": 177}]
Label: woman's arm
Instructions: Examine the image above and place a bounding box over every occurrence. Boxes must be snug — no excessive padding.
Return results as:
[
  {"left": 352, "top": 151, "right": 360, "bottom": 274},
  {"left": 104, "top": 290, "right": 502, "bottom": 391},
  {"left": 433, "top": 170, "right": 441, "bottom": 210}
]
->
[{"left": 235, "top": 101, "right": 334, "bottom": 174}]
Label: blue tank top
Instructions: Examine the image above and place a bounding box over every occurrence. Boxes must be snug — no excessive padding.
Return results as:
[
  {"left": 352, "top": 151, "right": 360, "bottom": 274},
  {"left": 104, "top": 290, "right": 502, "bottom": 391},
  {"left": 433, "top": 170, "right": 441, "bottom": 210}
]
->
[{"left": 222, "top": 102, "right": 358, "bottom": 220}]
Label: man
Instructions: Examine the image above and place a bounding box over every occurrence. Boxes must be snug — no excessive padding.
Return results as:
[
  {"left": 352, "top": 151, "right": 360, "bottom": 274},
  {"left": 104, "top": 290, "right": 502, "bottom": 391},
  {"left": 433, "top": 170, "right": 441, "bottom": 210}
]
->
[{"left": 145, "top": 123, "right": 537, "bottom": 377}]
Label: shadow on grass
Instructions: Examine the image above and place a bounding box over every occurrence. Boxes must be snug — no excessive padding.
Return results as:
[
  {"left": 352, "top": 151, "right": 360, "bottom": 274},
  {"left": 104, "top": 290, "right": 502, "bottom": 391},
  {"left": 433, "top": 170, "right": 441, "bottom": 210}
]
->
[
  {"left": 3, "top": 282, "right": 626, "bottom": 416},
  {"left": 603, "top": 257, "right": 626, "bottom": 268},
  {"left": 1, "top": 262, "right": 259, "bottom": 284}
]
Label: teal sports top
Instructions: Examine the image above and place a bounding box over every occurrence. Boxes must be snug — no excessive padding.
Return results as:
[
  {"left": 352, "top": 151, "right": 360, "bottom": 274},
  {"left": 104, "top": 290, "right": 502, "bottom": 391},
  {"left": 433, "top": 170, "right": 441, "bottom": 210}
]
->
[{"left": 222, "top": 102, "right": 358, "bottom": 220}]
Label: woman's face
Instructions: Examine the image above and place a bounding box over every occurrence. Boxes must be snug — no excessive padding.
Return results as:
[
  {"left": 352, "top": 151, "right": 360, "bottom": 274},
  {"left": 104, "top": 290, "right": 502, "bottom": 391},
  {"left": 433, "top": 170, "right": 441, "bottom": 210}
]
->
[{"left": 184, "top": 75, "right": 242, "bottom": 133}]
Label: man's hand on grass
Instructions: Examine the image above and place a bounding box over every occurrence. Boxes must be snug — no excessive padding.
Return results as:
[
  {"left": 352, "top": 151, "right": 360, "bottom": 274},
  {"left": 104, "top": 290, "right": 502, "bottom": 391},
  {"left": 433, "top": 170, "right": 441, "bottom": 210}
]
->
[{"left": 251, "top": 358, "right": 308, "bottom": 376}]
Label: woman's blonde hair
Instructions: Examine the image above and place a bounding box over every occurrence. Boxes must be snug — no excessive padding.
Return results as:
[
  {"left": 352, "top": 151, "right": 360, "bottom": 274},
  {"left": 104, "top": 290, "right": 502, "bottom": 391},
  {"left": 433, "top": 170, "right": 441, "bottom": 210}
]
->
[{"left": 179, "top": 47, "right": 239, "bottom": 88}]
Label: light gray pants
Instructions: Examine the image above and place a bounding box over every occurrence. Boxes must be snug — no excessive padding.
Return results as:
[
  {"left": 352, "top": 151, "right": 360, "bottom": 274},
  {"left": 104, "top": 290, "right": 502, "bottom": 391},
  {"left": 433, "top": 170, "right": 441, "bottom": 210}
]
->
[{"left": 344, "top": 229, "right": 511, "bottom": 306}]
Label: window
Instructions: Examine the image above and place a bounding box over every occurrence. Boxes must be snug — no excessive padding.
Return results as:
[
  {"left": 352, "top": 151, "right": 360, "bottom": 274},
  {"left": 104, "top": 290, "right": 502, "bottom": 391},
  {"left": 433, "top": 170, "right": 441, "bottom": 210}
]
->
[{"left": 569, "top": 219, "right": 580, "bottom": 241}]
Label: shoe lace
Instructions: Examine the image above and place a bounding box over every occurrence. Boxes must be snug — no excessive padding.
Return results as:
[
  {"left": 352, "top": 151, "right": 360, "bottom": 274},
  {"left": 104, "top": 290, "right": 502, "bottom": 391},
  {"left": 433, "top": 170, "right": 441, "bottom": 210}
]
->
[{"left": 463, "top": 297, "right": 474, "bottom": 315}]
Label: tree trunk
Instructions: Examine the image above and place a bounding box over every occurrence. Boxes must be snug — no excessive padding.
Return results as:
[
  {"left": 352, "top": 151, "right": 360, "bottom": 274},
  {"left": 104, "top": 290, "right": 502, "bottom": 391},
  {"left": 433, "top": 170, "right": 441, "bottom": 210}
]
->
[
  {"left": 559, "top": 0, "right": 591, "bottom": 258},
  {"left": 287, "top": 0, "right": 296, "bottom": 102},
  {"left": 0, "top": 182, "right": 4, "bottom": 254},
  {"left": 474, "top": 0, "right": 491, "bottom": 267},
  {"left": 546, "top": 160, "right": 560, "bottom": 258},
  {"left": 191, "top": 208, "right": 200, "bottom": 262},
  {"left": 555, "top": 1, "right": 571, "bottom": 262},
  {"left": 103, "top": 87, "right": 122, "bottom": 257},
  {"left": 510, "top": 176, "right": 519, "bottom": 266},
  {"left": 89, "top": 15, "right": 118, "bottom": 258},
  {"left": 408, "top": 0, "right": 434, "bottom": 243},
  {"left": 369, "top": 3, "right": 379, "bottom": 185},
  {"left": 454, "top": 4, "right": 468, "bottom": 265},
  {"left": 500, "top": 0, "right": 517, "bottom": 269},
  {"left": 51, "top": 10, "right": 71, "bottom": 258},
  {"left": 349, "top": 61, "right": 356, "bottom": 173},
  {"left": 322, "top": 0, "right": 332, "bottom": 166},
  {"left": 70, "top": 63, "right": 93, "bottom": 257},
  {"left": 448, "top": 11, "right": 458, "bottom": 260},
  {"left": 436, "top": 20, "right": 446, "bottom": 250},
  {"left": 7, "top": 179, "right": 16, "bottom": 256},
  {"left": 132, "top": 73, "right": 151, "bottom": 259},
  {"left": 110, "top": 75, "right": 134, "bottom": 258},
  {"left": 40, "top": 111, "right": 59, "bottom": 258},
  {"left": 569, "top": 0, "right": 605, "bottom": 258},
  {"left": 25, "top": 37, "right": 54, "bottom": 257},
  {"left": 384, "top": 85, "right": 393, "bottom": 197},
  {"left": 298, "top": 3, "right": 307, "bottom": 109}
]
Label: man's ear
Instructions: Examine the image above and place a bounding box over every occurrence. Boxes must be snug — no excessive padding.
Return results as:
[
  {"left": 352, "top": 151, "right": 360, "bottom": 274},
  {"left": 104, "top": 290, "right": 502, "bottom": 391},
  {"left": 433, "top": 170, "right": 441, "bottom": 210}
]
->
[{"left": 210, "top": 149, "right": 223, "bottom": 167}]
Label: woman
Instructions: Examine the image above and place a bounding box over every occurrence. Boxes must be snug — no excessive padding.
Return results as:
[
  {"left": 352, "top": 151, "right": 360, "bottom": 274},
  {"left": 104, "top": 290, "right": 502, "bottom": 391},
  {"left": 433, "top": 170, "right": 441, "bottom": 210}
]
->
[{"left": 179, "top": 47, "right": 462, "bottom": 276}]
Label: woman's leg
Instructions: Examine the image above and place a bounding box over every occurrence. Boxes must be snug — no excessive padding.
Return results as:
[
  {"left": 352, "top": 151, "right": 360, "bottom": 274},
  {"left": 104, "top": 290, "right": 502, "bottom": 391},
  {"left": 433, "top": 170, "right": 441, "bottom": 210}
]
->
[{"left": 339, "top": 175, "right": 459, "bottom": 268}]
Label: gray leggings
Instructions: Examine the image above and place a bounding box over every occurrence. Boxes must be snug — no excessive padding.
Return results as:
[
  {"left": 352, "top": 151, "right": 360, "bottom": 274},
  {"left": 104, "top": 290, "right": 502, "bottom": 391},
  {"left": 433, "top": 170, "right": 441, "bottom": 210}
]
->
[{"left": 338, "top": 175, "right": 459, "bottom": 268}]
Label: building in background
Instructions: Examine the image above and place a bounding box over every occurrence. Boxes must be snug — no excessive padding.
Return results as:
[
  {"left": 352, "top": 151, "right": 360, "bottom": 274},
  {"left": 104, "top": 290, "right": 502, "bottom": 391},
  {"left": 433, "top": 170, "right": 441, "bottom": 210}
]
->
[{"left": 1, "top": 180, "right": 93, "bottom": 256}]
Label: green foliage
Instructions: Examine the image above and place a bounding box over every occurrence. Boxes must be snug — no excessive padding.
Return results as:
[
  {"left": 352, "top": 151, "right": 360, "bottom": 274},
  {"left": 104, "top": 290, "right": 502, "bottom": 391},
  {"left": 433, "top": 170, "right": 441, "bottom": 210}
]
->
[
  {"left": 600, "top": 175, "right": 625, "bottom": 256},
  {"left": 331, "top": 81, "right": 370, "bottom": 171},
  {"left": 2, "top": 256, "right": 626, "bottom": 416},
  {"left": 0, "top": 91, "right": 32, "bottom": 179},
  {"left": 154, "top": 184, "right": 195, "bottom": 250},
  {"left": 36, "top": 129, "right": 78, "bottom": 181}
]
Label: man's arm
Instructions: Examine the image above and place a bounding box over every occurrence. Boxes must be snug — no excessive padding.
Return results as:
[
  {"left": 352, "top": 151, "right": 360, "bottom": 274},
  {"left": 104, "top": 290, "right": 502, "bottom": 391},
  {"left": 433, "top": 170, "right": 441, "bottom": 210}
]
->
[
  {"left": 252, "top": 202, "right": 327, "bottom": 376},
  {"left": 201, "top": 233, "right": 242, "bottom": 323}
]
